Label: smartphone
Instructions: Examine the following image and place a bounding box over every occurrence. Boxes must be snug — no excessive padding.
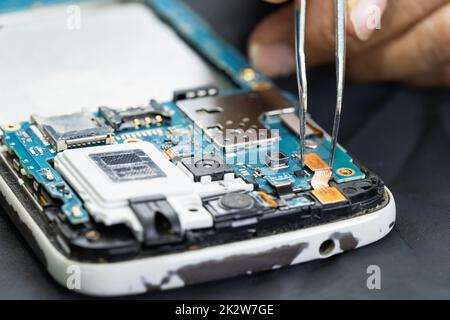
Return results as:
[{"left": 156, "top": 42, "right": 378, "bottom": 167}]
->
[{"left": 0, "top": 0, "right": 395, "bottom": 296}]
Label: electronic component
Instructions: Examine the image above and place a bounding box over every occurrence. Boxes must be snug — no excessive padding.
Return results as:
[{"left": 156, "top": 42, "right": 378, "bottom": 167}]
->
[
  {"left": 219, "top": 192, "right": 255, "bottom": 210},
  {"left": 205, "top": 191, "right": 263, "bottom": 219},
  {"left": 173, "top": 85, "right": 219, "bottom": 101},
  {"left": 89, "top": 149, "right": 167, "bottom": 182},
  {"left": 179, "top": 154, "right": 235, "bottom": 183},
  {"left": 31, "top": 112, "right": 114, "bottom": 152},
  {"left": 54, "top": 142, "right": 213, "bottom": 242},
  {"left": 284, "top": 195, "right": 314, "bottom": 209},
  {"left": 257, "top": 191, "right": 278, "bottom": 208},
  {"left": 177, "top": 88, "right": 294, "bottom": 152},
  {"left": 304, "top": 153, "right": 332, "bottom": 189},
  {"left": 266, "top": 172, "right": 294, "bottom": 188},
  {"left": 311, "top": 186, "right": 346, "bottom": 204},
  {"left": 266, "top": 151, "right": 289, "bottom": 170},
  {"left": 294, "top": 169, "right": 306, "bottom": 178},
  {"left": 311, "top": 170, "right": 332, "bottom": 189},
  {"left": 42, "top": 169, "right": 55, "bottom": 181},
  {"left": 266, "top": 172, "right": 295, "bottom": 196},
  {"left": 164, "top": 143, "right": 195, "bottom": 160},
  {"left": 303, "top": 153, "right": 346, "bottom": 204},
  {"left": 129, "top": 197, "right": 183, "bottom": 247},
  {"left": 29, "top": 124, "right": 50, "bottom": 146},
  {"left": 167, "top": 126, "right": 194, "bottom": 138},
  {"left": 98, "top": 100, "right": 173, "bottom": 132},
  {"left": 279, "top": 113, "right": 324, "bottom": 138}
]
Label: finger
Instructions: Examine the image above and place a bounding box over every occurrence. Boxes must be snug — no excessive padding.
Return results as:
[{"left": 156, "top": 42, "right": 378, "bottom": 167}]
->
[
  {"left": 347, "top": 0, "right": 447, "bottom": 46},
  {"left": 348, "top": 3, "right": 450, "bottom": 82},
  {"left": 403, "top": 64, "right": 450, "bottom": 87},
  {"left": 249, "top": 1, "right": 339, "bottom": 77},
  {"left": 249, "top": 0, "right": 447, "bottom": 78},
  {"left": 248, "top": 3, "right": 296, "bottom": 77},
  {"left": 248, "top": 0, "right": 387, "bottom": 77},
  {"left": 260, "top": 0, "right": 387, "bottom": 42},
  {"left": 347, "top": 0, "right": 388, "bottom": 40}
]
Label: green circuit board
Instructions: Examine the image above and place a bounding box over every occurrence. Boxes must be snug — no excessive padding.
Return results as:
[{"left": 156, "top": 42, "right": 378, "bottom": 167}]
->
[{"left": 0, "top": 89, "right": 364, "bottom": 226}]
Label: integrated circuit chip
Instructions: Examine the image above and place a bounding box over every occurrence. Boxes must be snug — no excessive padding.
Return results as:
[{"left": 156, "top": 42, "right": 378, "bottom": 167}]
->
[
  {"left": 266, "top": 151, "right": 289, "bottom": 170},
  {"left": 266, "top": 172, "right": 295, "bottom": 196},
  {"left": 90, "top": 149, "right": 166, "bottom": 182},
  {"left": 266, "top": 172, "right": 294, "bottom": 188}
]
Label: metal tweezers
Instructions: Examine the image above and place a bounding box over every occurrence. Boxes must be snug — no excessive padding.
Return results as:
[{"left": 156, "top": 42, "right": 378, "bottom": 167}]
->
[{"left": 295, "top": 0, "right": 347, "bottom": 170}]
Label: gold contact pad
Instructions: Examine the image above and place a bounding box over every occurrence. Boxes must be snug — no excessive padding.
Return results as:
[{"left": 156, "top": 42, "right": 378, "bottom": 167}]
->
[
  {"left": 304, "top": 153, "right": 330, "bottom": 172},
  {"left": 312, "top": 186, "right": 347, "bottom": 204}
]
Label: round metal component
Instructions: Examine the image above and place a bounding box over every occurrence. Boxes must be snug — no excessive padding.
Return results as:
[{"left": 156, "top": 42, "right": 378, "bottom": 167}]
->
[
  {"left": 1, "top": 124, "right": 21, "bottom": 132},
  {"left": 337, "top": 168, "right": 355, "bottom": 176},
  {"left": 85, "top": 230, "right": 101, "bottom": 242},
  {"left": 195, "top": 158, "right": 221, "bottom": 170},
  {"left": 240, "top": 67, "right": 256, "bottom": 81},
  {"left": 219, "top": 193, "right": 255, "bottom": 210}
]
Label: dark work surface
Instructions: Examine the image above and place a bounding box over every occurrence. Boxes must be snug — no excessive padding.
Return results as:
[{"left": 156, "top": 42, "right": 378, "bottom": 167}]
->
[{"left": 0, "top": 0, "right": 449, "bottom": 299}]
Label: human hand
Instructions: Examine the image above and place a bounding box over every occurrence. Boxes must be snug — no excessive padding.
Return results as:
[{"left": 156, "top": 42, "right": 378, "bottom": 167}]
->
[{"left": 248, "top": 0, "right": 450, "bottom": 87}]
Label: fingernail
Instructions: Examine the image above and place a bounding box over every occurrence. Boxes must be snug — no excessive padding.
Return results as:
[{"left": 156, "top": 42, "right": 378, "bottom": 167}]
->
[
  {"left": 349, "top": 0, "right": 387, "bottom": 41},
  {"left": 249, "top": 42, "right": 296, "bottom": 78}
]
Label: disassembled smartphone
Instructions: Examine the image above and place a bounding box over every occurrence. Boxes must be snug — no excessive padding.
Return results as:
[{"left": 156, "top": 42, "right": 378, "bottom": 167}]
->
[{"left": 0, "top": 0, "right": 395, "bottom": 296}]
